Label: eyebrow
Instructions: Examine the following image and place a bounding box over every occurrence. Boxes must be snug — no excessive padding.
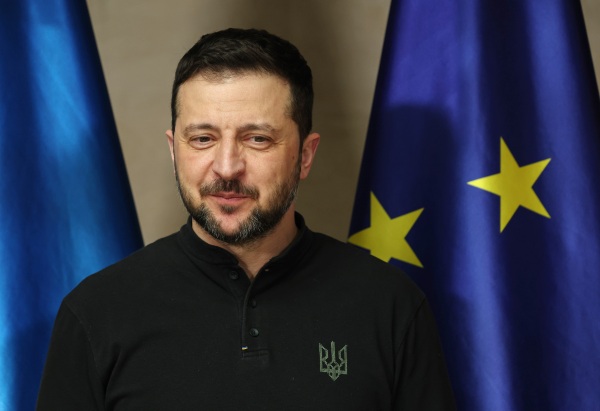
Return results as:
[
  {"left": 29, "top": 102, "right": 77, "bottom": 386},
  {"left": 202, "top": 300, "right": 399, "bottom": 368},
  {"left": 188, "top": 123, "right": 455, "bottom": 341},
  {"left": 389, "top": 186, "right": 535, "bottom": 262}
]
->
[
  {"left": 238, "top": 123, "right": 276, "bottom": 134},
  {"left": 182, "top": 122, "right": 277, "bottom": 135},
  {"left": 182, "top": 123, "right": 216, "bottom": 135}
]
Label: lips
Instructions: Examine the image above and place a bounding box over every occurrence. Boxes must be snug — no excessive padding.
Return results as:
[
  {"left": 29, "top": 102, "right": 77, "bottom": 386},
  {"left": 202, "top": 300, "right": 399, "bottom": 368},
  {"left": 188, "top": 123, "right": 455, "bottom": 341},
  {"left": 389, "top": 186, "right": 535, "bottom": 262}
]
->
[
  {"left": 199, "top": 179, "right": 259, "bottom": 200},
  {"left": 211, "top": 193, "right": 250, "bottom": 204},
  {"left": 215, "top": 192, "right": 249, "bottom": 200},
  {"left": 210, "top": 192, "right": 252, "bottom": 208}
]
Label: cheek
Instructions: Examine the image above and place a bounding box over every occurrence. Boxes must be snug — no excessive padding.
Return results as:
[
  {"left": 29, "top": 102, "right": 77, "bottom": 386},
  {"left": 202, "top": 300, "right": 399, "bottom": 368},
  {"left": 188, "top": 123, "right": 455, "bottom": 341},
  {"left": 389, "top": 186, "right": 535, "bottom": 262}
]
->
[
  {"left": 259, "top": 157, "right": 293, "bottom": 181},
  {"left": 175, "top": 154, "right": 210, "bottom": 185}
]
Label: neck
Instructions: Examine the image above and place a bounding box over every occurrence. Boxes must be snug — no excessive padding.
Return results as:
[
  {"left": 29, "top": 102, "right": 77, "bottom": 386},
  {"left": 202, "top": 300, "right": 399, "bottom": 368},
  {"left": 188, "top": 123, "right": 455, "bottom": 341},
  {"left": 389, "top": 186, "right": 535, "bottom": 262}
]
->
[{"left": 192, "top": 209, "right": 298, "bottom": 279}]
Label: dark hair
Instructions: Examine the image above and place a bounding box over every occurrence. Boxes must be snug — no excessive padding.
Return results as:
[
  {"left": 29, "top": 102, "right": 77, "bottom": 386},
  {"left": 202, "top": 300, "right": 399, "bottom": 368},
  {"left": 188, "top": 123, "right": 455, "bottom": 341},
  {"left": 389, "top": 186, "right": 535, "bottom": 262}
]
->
[{"left": 170, "top": 28, "right": 313, "bottom": 140}]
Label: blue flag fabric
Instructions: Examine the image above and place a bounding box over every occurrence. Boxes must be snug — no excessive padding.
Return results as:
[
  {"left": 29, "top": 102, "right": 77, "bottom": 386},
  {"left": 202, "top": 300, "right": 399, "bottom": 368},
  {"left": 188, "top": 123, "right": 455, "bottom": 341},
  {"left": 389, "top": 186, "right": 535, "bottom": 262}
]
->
[
  {"left": 0, "top": 1, "right": 143, "bottom": 409},
  {"left": 349, "top": 1, "right": 600, "bottom": 410}
]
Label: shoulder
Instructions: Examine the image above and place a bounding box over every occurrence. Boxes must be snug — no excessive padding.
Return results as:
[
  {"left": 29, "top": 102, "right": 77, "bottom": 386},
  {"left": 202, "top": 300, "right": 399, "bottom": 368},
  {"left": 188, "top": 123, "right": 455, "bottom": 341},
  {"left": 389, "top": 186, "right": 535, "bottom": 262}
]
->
[
  {"left": 309, "top": 232, "right": 415, "bottom": 277},
  {"left": 63, "top": 232, "right": 183, "bottom": 311},
  {"left": 306, "top": 231, "right": 424, "bottom": 304}
]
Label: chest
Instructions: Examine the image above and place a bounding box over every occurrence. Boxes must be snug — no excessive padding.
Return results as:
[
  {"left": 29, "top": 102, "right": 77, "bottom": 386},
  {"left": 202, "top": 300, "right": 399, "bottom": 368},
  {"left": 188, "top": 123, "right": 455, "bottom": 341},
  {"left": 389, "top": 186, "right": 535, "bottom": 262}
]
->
[{"left": 95, "top": 270, "right": 398, "bottom": 410}]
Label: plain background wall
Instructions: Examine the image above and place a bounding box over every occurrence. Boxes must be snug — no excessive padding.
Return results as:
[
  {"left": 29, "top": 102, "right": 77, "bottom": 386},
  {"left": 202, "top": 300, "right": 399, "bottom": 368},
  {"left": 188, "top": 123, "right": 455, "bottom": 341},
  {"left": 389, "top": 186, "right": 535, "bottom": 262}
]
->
[{"left": 87, "top": 0, "right": 600, "bottom": 244}]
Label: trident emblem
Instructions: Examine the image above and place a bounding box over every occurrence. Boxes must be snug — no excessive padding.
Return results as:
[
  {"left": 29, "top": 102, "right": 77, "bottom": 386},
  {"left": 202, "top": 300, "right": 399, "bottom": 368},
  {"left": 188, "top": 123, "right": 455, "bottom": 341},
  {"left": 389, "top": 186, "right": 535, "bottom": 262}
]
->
[{"left": 319, "top": 341, "right": 348, "bottom": 381}]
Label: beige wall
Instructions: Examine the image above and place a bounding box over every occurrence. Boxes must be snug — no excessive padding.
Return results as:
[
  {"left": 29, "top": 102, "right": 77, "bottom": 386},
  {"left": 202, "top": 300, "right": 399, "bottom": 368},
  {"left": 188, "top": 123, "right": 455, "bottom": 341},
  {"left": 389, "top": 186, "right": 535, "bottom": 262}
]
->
[{"left": 87, "top": 0, "right": 600, "bottom": 244}]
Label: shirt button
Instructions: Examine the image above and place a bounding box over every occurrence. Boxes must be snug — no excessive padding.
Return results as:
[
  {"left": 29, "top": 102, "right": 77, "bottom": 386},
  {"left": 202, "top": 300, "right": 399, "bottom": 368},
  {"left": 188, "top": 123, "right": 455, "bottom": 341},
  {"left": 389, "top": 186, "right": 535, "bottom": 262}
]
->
[
  {"left": 228, "top": 271, "right": 239, "bottom": 280},
  {"left": 249, "top": 328, "right": 260, "bottom": 337},
  {"left": 250, "top": 299, "right": 257, "bottom": 308}
]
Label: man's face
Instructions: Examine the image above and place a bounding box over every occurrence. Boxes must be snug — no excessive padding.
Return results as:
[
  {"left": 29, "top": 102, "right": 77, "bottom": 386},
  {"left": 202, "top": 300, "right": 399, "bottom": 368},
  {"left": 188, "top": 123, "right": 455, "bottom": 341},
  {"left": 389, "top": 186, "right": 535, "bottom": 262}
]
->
[{"left": 167, "top": 73, "right": 319, "bottom": 246}]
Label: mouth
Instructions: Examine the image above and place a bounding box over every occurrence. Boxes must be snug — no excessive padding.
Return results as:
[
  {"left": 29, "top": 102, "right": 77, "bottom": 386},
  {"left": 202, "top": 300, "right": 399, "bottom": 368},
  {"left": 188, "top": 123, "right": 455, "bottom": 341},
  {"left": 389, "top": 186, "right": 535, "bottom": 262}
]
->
[
  {"left": 210, "top": 192, "right": 252, "bottom": 206},
  {"left": 200, "top": 180, "right": 258, "bottom": 197},
  {"left": 215, "top": 191, "right": 249, "bottom": 199}
]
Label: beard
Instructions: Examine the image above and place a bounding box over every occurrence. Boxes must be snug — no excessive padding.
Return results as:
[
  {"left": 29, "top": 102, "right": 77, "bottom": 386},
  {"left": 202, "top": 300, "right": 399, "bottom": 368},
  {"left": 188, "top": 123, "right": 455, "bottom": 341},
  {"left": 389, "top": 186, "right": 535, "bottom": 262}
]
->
[{"left": 175, "top": 159, "right": 301, "bottom": 246}]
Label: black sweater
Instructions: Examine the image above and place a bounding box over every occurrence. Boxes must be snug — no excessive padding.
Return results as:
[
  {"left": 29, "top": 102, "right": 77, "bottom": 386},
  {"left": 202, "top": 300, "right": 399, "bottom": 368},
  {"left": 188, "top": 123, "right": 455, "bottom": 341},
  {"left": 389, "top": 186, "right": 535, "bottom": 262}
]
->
[{"left": 37, "top": 215, "right": 455, "bottom": 410}]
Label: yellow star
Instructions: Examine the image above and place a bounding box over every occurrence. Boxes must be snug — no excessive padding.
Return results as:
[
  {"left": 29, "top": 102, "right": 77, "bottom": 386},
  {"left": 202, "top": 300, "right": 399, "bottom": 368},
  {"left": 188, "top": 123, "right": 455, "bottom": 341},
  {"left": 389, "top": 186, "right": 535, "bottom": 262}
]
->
[
  {"left": 467, "top": 137, "right": 551, "bottom": 232},
  {"left": 348, "top": 192, "right": 424, "bottom": 267}
]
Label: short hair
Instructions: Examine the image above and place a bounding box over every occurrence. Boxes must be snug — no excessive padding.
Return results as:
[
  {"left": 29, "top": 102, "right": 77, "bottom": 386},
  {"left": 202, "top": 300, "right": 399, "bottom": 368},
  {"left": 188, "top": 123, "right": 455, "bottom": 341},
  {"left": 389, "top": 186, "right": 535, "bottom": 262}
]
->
[{"left": 170, "top": 28, "right": 313, "bottom": 141}]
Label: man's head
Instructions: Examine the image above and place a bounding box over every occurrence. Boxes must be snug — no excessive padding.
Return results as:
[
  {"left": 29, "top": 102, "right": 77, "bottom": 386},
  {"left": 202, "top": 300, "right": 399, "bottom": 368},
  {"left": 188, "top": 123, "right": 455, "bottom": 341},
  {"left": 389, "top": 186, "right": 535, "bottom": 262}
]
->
[
  {"left": 171, "top": 28, "right": 313, "bottom": 142},
  {"left": 167, "top": 29, "right": 319, "bottom": 247}
]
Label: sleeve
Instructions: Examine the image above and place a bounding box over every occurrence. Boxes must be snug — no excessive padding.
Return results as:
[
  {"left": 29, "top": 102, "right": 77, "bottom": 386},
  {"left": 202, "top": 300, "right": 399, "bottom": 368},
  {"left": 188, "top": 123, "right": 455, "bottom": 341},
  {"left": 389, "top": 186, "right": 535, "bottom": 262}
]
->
[
  {"left": 36, "top": 301, "right": 104, "bottom": 411},
  {"left": 393, "top": 298, "right": 457, "bottom": 410}
]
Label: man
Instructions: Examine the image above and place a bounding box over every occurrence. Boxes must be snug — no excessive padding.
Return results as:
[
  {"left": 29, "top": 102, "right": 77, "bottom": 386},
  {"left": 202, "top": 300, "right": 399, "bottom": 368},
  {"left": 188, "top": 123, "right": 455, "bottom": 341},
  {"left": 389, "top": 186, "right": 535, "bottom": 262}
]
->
[{"left": 37, "top": 28, "right": 456, "bottom": 410}]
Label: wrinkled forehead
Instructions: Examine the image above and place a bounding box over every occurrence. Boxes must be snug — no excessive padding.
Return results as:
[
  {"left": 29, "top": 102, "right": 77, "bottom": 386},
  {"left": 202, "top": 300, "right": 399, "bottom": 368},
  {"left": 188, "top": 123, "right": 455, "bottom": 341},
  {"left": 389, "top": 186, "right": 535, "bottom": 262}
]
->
[
  {"left": 176, "top": 70, "right": 294, "bottom": 119},
  {"left": 176, "top": 72, "right": 296, "bottom": 130}
]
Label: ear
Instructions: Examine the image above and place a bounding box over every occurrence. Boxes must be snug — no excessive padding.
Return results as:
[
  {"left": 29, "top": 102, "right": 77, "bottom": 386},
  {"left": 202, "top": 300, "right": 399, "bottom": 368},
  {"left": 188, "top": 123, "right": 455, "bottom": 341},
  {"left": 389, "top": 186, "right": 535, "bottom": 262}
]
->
[
  {"left": 299, "top": 132, "right": 320, "bottom": 180},
  {"left": 166, "top": 130, "right": 176, "bottom": 175},
  {"left": 166, "top": 129, "right": 175, "bottom": 163}
]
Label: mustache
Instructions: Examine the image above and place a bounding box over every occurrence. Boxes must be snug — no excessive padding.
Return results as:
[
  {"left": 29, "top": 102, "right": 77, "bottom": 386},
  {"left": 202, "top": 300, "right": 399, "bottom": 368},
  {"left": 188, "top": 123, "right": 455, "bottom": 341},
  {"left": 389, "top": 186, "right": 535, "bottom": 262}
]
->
[{"left": 199, "top": 179, "right": 259, "bottom": 199}]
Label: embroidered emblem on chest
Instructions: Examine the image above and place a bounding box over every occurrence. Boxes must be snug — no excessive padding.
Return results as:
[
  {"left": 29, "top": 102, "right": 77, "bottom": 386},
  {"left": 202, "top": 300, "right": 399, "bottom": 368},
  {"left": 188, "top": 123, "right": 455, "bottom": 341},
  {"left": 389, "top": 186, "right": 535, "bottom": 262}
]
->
[{"left": 319, "top": 341, "right": 348, "bottom": 381}]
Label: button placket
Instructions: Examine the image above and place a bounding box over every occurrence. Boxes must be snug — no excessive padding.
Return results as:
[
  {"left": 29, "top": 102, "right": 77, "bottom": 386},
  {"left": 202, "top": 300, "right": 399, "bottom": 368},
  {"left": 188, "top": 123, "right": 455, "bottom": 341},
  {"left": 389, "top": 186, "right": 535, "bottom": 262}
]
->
[
  {"left": 245, "top": 294, "right": 260, "bottom": 345},
  {"left": 247, "top": 296, "right": 259, "bottom": 339}
]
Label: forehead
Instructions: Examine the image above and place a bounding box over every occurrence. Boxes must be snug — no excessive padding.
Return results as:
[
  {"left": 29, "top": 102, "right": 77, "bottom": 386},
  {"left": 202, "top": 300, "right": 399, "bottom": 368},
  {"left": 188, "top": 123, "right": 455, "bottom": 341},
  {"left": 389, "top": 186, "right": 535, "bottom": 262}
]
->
[{"left": 176, "top": 72, "right": 292, "bottom": 121}]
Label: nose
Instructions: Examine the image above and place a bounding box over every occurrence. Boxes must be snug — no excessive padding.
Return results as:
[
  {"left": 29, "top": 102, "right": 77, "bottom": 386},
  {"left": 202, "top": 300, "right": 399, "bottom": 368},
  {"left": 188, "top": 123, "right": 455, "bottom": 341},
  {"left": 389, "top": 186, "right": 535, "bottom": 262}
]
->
[{"left": 211, "top": 139, "right": 245, "bottom": 181}]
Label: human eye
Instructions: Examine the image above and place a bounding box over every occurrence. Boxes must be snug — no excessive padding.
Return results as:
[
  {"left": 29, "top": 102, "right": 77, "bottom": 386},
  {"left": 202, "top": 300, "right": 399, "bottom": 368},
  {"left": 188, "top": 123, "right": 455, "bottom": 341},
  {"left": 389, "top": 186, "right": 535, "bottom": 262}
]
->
[
  {"left": 244, "top": 135, "right": 273, "bottom": 149},
  {"left": 189, "top": 135, "right": 215, "bottom": 149},
  {"left": 251, "top": 135, "right": 269, "bottom": 143}
]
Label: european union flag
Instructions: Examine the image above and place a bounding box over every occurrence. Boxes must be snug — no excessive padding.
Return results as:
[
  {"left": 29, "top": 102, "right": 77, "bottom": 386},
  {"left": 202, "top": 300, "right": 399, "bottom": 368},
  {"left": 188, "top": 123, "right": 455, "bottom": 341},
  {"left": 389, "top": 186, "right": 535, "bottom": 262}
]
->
[
  {"left": 0, "top": 1, "right": 143, "bottom": 409},
  {"left": 349, "top": 1, "right": 600, "bottom": 409}
]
